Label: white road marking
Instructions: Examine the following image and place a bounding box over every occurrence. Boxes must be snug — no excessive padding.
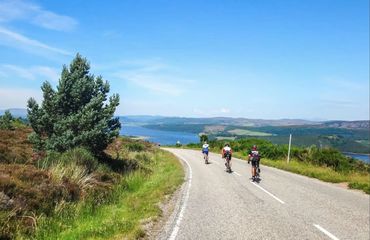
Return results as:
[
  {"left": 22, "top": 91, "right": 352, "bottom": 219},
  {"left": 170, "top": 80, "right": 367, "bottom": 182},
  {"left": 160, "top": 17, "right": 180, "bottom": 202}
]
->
[
  {"left": 314, "top": 224, "right": 340, "bottom": 240},
  {"left": 168, "top": 154, "right": 193, "bottom": 240},
  {"left": 251, "top": 181, "right": 285, "bottom": 204},
  {"left": 233, "top": 171, "right": 241, "bottom": 176}
]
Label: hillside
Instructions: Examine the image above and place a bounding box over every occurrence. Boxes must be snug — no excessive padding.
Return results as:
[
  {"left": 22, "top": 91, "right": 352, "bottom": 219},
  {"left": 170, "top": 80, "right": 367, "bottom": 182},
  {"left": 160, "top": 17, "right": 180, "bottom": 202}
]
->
[
  {"left": 120, "top": 115, "right": 321, "bottom": 127},
  {"left": 3, "top": 113, "right": 368, "bottom": 130},
  {"left": 322, "top": 120, "right": 370, "bottom": 129},
  {"left": 120, "top": 115, "right": 369, "bottom": 129}
]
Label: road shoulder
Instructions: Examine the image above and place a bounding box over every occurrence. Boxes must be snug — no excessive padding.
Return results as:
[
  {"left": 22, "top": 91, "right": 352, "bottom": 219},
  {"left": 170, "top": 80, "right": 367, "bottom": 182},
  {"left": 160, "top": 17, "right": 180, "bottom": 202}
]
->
[{"left": 145, "top": 148, "right": 190, "bottom": 240}]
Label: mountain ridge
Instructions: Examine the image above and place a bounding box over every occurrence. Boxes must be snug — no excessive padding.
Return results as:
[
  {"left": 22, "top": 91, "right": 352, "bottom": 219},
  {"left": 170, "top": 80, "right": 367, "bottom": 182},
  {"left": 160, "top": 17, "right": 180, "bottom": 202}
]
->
[
  {"left": 1, "top": 109, "right": 368, "bottom": 129},
  {"left": 121, "top": 115, "right": 369, "bottom": 129}
]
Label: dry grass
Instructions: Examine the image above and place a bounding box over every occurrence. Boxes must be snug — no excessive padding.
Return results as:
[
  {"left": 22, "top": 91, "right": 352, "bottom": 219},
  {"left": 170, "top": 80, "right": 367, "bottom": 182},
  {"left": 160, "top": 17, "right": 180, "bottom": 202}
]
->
[
  {"left": 0, "top": 133, "right": 180, "bottom": 239},
  {"left": 0, "top": 128, "right": 33, "bottom": 164},
  {"left": 34, "top": 149, "right": 184, "bottom": 240},
  {"left": 0, "top": 164, "right": 80, "bottom": 238}
]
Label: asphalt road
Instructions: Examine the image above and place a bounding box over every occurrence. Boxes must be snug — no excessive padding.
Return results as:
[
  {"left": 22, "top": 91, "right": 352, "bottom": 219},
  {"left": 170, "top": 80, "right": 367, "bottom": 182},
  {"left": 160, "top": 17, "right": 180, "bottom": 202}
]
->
[{"left": 160, "top": 148, "right": 369, "bottom": 240}]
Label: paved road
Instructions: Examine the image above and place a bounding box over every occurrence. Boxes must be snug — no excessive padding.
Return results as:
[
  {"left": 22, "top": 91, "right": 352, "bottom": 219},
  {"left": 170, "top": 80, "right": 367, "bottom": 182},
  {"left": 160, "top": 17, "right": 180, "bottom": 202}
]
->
[{"left": 160, "top": 148, "right": 369, "bottom": 240}]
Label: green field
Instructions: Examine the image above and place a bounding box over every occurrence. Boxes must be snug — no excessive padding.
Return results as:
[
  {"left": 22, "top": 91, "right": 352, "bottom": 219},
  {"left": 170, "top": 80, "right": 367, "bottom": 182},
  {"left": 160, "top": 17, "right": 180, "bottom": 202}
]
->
[
  {"left": 357, "top": 140, "right": 370, "bottom": 146},
  {"left": 227, "top": 129, "right": 273, "bottom": 136},
  {"left": 216, "top": 136, "right": 236, "bottom": 141}
]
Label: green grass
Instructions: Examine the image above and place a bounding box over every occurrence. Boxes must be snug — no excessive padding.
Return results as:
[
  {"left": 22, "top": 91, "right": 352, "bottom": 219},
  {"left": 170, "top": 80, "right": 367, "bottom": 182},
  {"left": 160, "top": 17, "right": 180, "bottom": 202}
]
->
[
  {"left": 227, "top": 129, "right": 273, "bottom": 136},
  {"left": 356, "top": 140, "right": 370, "bottom": 146},
  {"left": 215, "top": 136, "right": 236, "bottom": 141},
  {"left": 33, "top": 150, "right": 184, "bottom": 240},
  {"left": 233, "top": 152, "right": 370, "bottom": 194}
]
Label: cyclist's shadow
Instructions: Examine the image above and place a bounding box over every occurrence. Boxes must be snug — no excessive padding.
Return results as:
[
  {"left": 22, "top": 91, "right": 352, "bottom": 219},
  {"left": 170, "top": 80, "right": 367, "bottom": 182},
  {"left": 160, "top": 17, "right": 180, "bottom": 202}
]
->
[{"left": 250, "top": 177, "right": 262, "bottom": 183}]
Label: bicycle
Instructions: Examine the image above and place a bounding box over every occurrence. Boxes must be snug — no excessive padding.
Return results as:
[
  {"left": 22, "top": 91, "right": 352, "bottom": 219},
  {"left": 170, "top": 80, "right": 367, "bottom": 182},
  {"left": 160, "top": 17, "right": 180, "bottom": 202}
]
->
[
  {"left": 224, "top": 152, "right": 232, "bottom": 173},
  {"left": 251, "top": 159, "right": 261, "bottom": 182},
  {"left": 203, "top": 152, "right": 209, "bottom": 164}
]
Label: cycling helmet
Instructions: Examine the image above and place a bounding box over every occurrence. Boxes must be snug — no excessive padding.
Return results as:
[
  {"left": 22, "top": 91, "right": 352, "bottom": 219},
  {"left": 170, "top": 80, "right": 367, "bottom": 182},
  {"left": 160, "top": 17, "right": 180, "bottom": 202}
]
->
[
  {"left": 252, "top": 145, "right": 257, "bottom": 150},
  {"left": 225, "top": 143, "right": 230, "bottom": 147}
]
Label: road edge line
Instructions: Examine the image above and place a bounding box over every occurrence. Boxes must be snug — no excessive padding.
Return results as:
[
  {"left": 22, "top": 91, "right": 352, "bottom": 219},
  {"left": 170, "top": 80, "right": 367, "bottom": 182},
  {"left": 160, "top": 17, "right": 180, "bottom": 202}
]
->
[
  {"left": 313, "top": 224, "right": 340, "bottom": 240},
  {"left": 251, "top": 181, "right": 285, "bottom": 204},
  {"left": 168, "top": 153, "right": 193, "bottom": 240}
]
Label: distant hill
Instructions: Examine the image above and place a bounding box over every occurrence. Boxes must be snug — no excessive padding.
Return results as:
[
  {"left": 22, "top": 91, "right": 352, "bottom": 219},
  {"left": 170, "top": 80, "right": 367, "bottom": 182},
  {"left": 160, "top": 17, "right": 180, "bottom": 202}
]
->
[
  {"left": 0, "top": 108, "right": 27, "bottom": 118},
  {"left": 321, "top": 121, "right": 369, "bottom": 129},
  {"left": 121, "top": 115, "right": 369, "bottom": 129},
  {"left": 1, "top": 113, "right": 368, "bottom": 130},
  {"left": 120, "top": 115, "right": 321, "bottom": 127}
]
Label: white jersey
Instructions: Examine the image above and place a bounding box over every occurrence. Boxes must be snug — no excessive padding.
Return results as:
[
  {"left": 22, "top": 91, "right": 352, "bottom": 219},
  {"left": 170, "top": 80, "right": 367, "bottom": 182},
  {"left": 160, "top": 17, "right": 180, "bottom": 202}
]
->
[
  {"left": 223, "top": 146, "right": 231, "bottom": 152},
  {"left": 202, "top": 144, "right": 209, "bottom": 149},
  {"left": 251, "top": 150, "right": 259, "bottom": 155}
]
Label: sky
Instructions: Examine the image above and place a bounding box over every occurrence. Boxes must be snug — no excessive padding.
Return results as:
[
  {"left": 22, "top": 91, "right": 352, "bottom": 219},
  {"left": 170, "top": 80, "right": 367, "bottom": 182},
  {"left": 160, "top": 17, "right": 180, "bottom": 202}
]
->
[{"left": 0, "top": 0, "right": 369, "bottom": 120}]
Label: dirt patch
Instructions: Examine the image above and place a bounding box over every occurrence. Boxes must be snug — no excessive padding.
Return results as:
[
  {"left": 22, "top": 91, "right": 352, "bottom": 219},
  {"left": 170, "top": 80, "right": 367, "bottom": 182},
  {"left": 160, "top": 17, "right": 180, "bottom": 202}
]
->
[
  {"left": 333, "top": 182, "right": 349, "bottom": 189},
  {"left": 141, "top": 153, "right": 188, "bottom": 240},
  {"left": 143, "top": 186, "right": 183, "bottom": 240}
]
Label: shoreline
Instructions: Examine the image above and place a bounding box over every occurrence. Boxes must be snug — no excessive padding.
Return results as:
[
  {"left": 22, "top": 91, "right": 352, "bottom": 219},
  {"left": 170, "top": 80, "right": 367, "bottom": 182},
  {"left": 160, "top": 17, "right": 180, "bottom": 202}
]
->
[{"left": 342, "top": 152, "right": 370, "bottom": 156}]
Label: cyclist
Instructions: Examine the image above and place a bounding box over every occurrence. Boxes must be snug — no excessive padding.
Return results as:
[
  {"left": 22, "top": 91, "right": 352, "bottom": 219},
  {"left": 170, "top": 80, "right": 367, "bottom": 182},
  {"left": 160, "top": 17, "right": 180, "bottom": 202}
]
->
[
  {"left": 248, "top": 145, "right": 260, "bottom": 181},
  {"left": 202, "top": 141, "right": 210, "bottom": 164},
  {"left": 221, "top": 143, "right": 233, "bottom": 172}
]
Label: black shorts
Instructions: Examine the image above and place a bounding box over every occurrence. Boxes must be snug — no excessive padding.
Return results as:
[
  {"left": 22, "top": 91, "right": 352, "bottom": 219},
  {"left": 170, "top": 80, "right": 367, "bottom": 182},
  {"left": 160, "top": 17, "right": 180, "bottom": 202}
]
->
[{"left": 251, "top": 160, "right": 259, "bottom": 167}]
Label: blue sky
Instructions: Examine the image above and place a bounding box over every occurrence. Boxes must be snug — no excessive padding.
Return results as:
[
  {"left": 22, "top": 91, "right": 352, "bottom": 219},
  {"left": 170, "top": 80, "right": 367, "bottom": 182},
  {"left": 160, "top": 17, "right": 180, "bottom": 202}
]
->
[{"left": 0, "top": 0, "right": 368, "bottom": 120}]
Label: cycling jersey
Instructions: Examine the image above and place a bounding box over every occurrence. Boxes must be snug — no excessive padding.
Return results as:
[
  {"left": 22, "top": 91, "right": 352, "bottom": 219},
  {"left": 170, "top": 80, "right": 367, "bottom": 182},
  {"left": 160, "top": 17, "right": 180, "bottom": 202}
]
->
[
  {"left": 249, "top": 150, "right": 260, "bottom": 162},
  {"left": 222, "top": 146, "right": 232, "bottom": 158},
  {"left": 202, "top": 144, "right": 209, "bottom": 154}
]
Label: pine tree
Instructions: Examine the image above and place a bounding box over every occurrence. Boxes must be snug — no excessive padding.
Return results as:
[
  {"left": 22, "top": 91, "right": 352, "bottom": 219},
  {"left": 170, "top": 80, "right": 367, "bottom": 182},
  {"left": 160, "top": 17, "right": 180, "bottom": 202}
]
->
[
  {"left": 27, "top": 54, "right": 121, "bottom": 155},
  {"left": 0, "top": 110, "right": 14, "bottom": 130},
  {"left": 200, "top": 134, "right": 208, "bottom": 143}
]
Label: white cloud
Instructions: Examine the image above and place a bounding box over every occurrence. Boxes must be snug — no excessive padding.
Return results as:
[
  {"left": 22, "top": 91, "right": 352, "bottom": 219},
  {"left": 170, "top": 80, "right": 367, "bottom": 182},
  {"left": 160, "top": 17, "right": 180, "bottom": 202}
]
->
[
  {"left": 0, "top": 64, "right": 59, "bottom": 82},
  {"left": 220, "top": 108, "right": 230, "bottom": 113},
  {"left": 0, "top": 88, "right": 42, "bottom": 109},
  {"left": 0, "top": 0, "right": 77, "bottom": 31},
  {"left": 0, "top": 26, "right": 71, "bottom": 56},
  {"left": 32, "top": 11, "right": 77, "bottom": 31},
  {"left": 117, "top": 72, "right": 184, "bottom": 96},
  {"left": 35, "top": 66, "right": 60, "bottom": 82},
  {"left": 193, "top": 108, "right": 204, "bottom": 115},
  {"left": 1, "top": 64, "right": 35, "bottom": 80},
  {"left": 112, "top": 59, "right": 192, "bottom": 96}
]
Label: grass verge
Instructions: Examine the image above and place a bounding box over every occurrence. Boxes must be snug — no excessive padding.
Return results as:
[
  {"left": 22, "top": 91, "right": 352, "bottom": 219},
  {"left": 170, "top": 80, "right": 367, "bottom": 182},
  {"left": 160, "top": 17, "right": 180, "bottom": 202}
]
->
[
  {"left": 232, "top": 152, "right": 370, "bottom": 194},
  {"left": 33, "top": 150, "right": 184, "bottom": 239}
]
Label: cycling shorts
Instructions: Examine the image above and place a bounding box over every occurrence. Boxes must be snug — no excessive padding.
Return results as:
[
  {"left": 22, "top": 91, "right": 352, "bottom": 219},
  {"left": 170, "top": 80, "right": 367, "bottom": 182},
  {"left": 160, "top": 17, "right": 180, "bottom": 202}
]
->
[
  {"left": 251, "top": 160, "right": 259, "bottom": 167},
  {"left": 202, "top": 150, "right": 209, "bottom": 155}
]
